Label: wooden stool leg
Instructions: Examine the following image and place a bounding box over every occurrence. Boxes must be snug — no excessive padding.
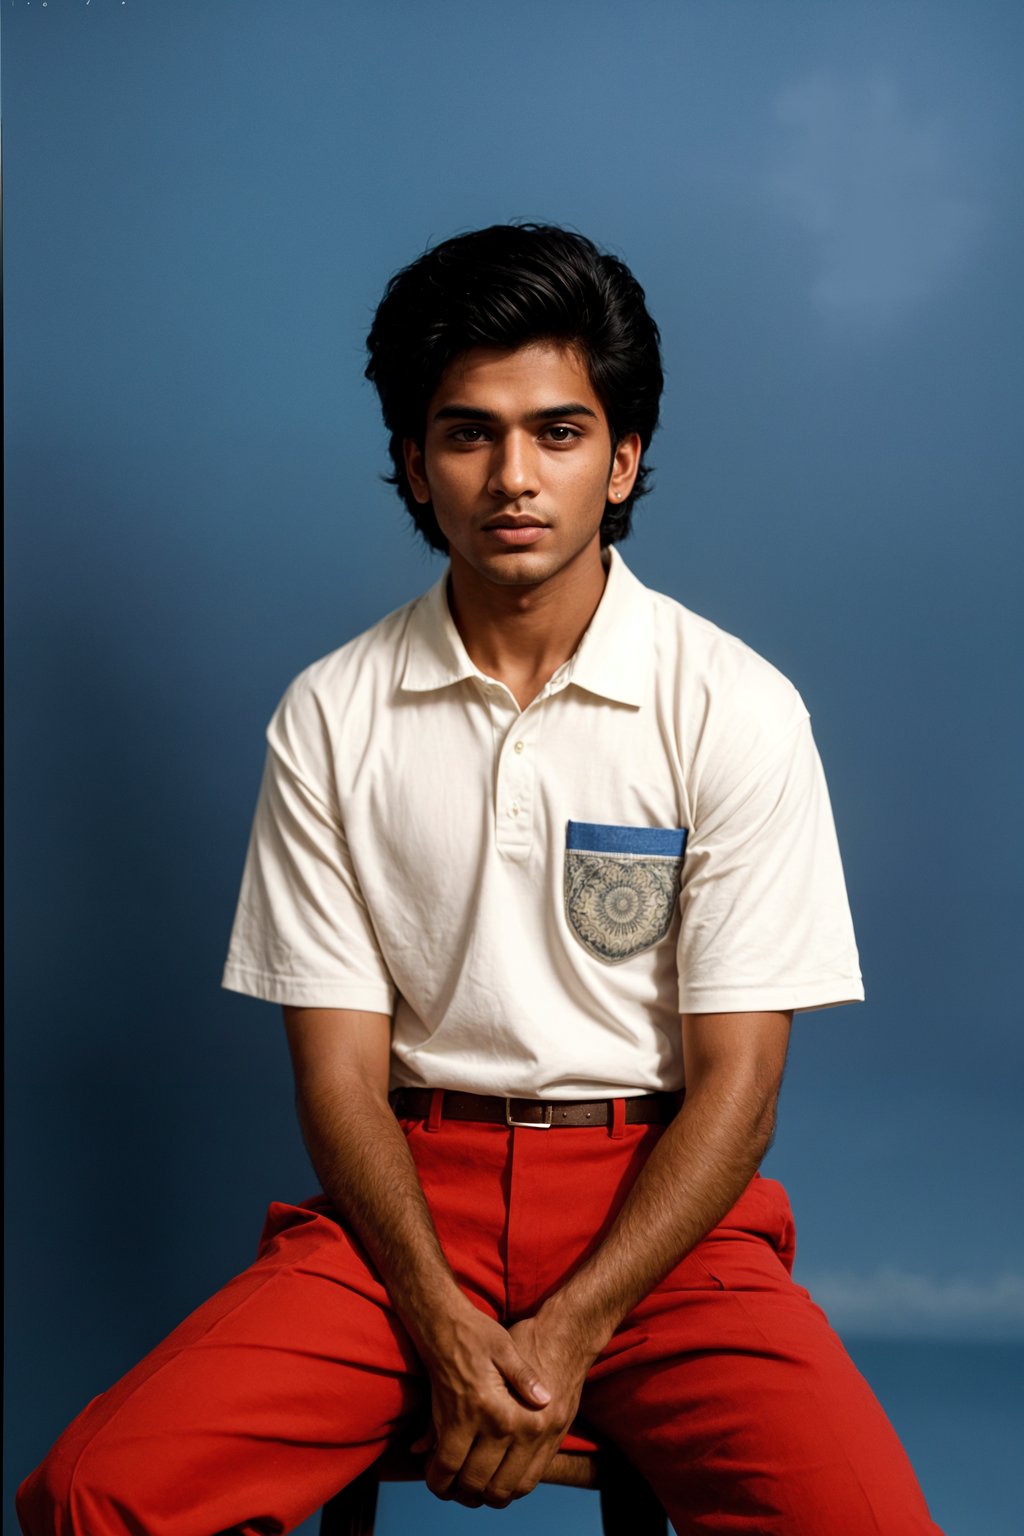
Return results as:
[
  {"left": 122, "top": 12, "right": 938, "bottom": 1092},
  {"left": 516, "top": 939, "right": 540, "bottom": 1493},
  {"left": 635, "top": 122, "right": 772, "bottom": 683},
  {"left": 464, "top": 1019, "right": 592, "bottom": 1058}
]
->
[
  {"left": 598, "top": 1456, "right": 668, "bottom": 1536},
  {"left": 319, "top": 1465, "right": 380, "bottom": 1536}
]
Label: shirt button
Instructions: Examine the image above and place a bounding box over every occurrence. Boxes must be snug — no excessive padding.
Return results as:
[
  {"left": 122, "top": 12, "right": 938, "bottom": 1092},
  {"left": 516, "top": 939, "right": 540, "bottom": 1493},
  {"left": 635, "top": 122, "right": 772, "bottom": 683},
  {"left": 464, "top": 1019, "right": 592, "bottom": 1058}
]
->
[
  {"left": 508, "top": 802, "right": 520, "bottom": 817},
  {"left": 514, "top": 740, "right": 525, "bottom": 754}
]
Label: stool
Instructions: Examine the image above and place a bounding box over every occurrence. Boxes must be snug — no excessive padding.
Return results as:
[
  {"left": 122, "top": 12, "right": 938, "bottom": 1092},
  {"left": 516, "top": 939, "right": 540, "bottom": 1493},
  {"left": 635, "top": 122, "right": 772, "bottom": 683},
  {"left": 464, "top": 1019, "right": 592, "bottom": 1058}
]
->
[{"left": 320, "top": 1429, "right": 667, "bottom": 1536}]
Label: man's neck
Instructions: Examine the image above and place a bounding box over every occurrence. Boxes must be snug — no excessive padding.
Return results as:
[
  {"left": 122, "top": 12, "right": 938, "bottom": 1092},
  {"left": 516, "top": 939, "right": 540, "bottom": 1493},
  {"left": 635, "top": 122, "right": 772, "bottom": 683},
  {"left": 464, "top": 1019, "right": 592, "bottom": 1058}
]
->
[{"left": 446, "top": 544, "right": 608, "bottom": 711}]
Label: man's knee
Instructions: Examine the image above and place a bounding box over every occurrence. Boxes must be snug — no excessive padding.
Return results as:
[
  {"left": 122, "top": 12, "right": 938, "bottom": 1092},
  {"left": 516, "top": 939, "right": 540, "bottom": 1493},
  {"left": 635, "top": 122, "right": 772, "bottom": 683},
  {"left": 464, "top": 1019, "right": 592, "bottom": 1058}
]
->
[
  {"left": 18, "top": 1430, "right": 137, "bottom": 1536},
  {"left": 17, "top": 1439, "right": 76, "bottom": 1536}
]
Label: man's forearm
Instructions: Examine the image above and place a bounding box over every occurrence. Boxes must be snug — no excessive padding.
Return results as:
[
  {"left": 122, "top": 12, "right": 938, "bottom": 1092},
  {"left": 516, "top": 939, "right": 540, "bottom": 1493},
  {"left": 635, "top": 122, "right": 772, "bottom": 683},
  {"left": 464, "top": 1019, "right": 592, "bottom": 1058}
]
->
[
  {"left": 538, "top": 1047, "right": 782, "bottom": 1357},
  {"left": 295, "top": 1078, "right": 466, "bottom": 1355},
  {"left": 541, "top": 1085, "right": 771, "bottom": 1352},
  {"left": 294, "top": 1063, "right": 556, "bottom": 1488}
]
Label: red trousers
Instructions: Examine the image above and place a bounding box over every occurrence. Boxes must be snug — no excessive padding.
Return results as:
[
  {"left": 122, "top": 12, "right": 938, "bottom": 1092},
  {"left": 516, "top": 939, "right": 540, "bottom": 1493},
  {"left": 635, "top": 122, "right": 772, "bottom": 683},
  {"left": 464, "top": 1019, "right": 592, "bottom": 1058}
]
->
[{"left": 19, "top": 1111, "right": 942, "bottom": 1535}]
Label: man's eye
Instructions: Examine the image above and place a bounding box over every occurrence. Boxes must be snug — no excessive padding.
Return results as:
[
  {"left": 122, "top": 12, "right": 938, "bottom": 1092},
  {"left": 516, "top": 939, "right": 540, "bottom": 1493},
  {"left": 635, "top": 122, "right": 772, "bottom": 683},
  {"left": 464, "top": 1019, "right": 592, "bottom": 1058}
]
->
[
  {"left": 451, "top": 426, "right": 488, "bottom": 443},
  {"left": 544, "top": 426, "right": 580, "bottom": 442}
]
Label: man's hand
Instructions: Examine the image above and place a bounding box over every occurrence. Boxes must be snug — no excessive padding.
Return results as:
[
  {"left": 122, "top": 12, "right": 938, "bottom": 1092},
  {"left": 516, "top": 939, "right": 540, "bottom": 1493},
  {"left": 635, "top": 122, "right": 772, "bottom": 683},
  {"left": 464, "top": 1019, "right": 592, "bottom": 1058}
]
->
[
  {"left": 411, "top": 1298, "right": 548, "bottom": 1505},
  {"left": 416, "top": 1301, "right": 594, "bottom": 1509}
]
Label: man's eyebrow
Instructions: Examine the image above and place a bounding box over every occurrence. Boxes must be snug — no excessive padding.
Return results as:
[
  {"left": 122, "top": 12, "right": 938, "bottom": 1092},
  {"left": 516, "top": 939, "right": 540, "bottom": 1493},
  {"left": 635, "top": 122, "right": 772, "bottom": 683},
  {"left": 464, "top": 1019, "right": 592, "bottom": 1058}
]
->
[
  {"left": 534, "top": 403, "right": 599, "bottom": 422},
  {"left": 432, "top": 402, "right": 599, "bottom": 423},
  {"left": 433, "top": 405, "right": 498, "bottom": 423}
]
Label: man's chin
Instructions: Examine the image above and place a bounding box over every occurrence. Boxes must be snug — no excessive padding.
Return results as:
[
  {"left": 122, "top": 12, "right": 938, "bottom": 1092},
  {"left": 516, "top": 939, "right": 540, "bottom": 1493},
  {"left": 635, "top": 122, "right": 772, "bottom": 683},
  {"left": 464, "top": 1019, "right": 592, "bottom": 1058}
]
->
[
  {"left": 454, "top": 544, "right": 558, "bottom": 588},
  {"left": 478, "top": 556, "right": 553, "bottom": 587}
]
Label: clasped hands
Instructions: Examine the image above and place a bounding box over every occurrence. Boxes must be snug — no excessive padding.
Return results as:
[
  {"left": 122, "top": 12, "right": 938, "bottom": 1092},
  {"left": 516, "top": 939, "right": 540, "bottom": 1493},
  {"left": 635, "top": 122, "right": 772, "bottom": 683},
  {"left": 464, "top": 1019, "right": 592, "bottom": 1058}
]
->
[{"left": 413, "top": 1298, "right": 595, "bottom": 1510}]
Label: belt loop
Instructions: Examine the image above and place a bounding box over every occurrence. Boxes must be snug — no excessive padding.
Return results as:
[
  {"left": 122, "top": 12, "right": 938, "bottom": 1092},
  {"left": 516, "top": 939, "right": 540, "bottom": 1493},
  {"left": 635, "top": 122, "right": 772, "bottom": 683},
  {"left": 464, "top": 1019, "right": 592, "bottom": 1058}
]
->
[
  {"left": 609, "top": 1097, "right": 625, "bottom": 1140},
  {"left": 426, "top": 1089, "right": 444, "bottom": 1134}
]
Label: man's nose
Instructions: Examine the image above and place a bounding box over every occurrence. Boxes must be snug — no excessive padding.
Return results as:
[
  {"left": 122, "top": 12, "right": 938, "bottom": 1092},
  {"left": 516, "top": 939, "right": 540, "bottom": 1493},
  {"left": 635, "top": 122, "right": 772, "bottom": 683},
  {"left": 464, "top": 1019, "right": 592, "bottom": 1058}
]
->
[{"left": 487, "top": 434, "right": 540, "bottom": 500}]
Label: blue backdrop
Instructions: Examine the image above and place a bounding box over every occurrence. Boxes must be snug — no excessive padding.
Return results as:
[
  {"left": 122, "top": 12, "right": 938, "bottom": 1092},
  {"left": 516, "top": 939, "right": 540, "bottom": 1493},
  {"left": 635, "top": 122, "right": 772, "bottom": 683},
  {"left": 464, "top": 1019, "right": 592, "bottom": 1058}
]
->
[{"left": 5, "top": 3, "right": 1023, "bottom": 1532}]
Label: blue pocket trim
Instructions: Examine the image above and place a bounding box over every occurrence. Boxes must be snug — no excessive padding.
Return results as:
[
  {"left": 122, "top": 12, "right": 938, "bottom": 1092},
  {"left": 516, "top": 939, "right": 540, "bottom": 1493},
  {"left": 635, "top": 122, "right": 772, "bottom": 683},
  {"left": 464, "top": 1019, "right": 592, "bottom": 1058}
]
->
[{"left": 566, "top": 820, "right": 688, "bottom": 857}]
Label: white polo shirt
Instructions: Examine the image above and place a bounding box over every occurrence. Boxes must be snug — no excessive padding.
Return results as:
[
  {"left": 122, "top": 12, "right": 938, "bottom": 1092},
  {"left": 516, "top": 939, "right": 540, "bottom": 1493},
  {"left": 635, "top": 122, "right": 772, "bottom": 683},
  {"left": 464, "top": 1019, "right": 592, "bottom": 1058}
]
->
[{"left": 222, "top": 549, "right": 863, "bottom": 1098}]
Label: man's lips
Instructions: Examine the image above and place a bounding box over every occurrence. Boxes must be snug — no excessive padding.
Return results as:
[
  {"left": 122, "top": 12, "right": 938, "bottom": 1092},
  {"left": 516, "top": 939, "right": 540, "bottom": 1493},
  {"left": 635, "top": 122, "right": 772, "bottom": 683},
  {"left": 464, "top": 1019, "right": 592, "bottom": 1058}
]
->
[{"left": 482, "top": 515, "right": 549, "bottom": 546}]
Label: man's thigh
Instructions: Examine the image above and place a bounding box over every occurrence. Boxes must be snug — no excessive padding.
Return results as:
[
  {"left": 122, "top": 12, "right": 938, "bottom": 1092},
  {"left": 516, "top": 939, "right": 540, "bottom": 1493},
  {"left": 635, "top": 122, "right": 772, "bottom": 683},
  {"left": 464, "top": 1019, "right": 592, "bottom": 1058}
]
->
[
  {"left": 18, "top": 1199, "right": 427, "bottom": 1536},
  {"left": 583, "top": 1178, "right": 943, "bottom": 1536}
]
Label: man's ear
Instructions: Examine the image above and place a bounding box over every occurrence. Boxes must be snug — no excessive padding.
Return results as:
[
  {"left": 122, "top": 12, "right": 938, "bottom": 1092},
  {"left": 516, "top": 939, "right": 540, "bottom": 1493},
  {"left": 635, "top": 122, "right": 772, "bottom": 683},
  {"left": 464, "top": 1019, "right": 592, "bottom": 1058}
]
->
[
  {"left": 608, "top": 432, "right": 642, "bottom": 504},
  {"left": 403, "top": 439, "right": 431, "bottom": 505}
]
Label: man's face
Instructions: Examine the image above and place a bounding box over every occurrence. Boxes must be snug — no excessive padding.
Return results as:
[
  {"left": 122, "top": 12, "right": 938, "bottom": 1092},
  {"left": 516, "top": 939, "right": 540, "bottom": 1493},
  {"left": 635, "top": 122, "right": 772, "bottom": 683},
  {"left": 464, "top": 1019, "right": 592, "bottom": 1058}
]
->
[{"left": 403, "top": 342, "right": 640, "bottom": 592}]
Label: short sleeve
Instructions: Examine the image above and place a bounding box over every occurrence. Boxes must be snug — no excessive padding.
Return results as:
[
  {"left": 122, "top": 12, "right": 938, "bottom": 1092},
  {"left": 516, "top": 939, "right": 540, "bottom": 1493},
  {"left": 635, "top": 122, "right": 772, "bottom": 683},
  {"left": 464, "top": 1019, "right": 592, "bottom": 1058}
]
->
[
  {"left": 221, "top": 680, "right": 396, "bottom": 1013},
  {"left": 677, "top": 709, "right": 863, "bottom": 1015}
]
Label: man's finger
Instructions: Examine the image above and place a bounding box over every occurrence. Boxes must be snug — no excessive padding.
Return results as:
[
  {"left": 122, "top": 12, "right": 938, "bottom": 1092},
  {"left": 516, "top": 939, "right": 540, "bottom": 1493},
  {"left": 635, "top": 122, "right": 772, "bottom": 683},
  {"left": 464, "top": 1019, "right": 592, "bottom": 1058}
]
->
[
  {"left": 424, "top": 1428, "right": 474, "bottom": 1499},
  {"left": 443, "top": 1434, "right": 511, "bottom": 1508},
  {"left": 494, "top": 1339, "right": 551, "bottom": 1407},
  {"left": 510, "top": 1438, "right": 564, "bottom": 1505},
  {"left": 482, "top": 1436, "right": 548, "bottom": 1509}
]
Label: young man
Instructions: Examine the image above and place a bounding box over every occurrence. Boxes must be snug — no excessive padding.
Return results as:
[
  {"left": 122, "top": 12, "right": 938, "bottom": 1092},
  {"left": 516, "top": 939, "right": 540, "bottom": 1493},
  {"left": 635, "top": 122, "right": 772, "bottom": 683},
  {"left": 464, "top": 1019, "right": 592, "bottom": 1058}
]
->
[{"left": 19, "top": 225, "right": 941, "bottom": 1534}]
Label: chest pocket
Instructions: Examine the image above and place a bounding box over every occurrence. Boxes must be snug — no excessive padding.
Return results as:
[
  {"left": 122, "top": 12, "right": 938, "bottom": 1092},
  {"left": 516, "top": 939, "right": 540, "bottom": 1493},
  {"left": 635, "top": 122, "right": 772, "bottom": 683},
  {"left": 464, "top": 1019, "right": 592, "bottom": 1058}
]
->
[{"left": 564, "top": 821, "right": 688, "bottom": 964}]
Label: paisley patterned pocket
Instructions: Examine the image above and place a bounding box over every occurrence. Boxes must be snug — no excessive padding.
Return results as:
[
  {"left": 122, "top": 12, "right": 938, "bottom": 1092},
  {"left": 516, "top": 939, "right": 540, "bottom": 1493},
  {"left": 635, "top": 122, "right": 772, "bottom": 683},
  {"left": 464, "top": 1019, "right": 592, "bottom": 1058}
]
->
[{"left": 564, "top": 821, "right": 688, "bottom": 964}]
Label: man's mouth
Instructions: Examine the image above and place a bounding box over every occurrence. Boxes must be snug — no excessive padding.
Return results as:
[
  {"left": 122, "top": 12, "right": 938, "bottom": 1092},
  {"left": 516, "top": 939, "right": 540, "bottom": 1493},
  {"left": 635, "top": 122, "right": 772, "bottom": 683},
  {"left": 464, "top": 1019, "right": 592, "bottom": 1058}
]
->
[
  {"left": 482, "top": 515, "right": 548, "bottom": 530},
  {"left": 482, "top": 516, "right": 552, "bottom": 546},
  {"left": 482, "top": 516, "right": 550, "bottom": 547}
]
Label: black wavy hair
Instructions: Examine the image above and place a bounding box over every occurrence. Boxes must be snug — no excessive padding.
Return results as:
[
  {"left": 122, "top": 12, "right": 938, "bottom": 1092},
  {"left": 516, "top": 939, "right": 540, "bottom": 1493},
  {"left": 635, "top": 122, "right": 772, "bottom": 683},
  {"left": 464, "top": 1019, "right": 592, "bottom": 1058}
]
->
[{"left": 364, "top": 223, "right": 663, "bottom": 552}]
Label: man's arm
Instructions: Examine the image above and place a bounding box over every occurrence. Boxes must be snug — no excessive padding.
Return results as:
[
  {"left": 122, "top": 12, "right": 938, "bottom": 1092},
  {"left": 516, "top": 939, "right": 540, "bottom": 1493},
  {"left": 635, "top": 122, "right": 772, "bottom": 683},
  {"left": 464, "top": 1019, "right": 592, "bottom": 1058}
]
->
[
  {"left": 542, "top": 1010, "right": 791, "bottom": 1344},
  {"left": 473, "top": 1010, "right": 792, "bottom": 1507},
  {"left": 281, "top": 1008, "right": 552, "bottom": 1484}
]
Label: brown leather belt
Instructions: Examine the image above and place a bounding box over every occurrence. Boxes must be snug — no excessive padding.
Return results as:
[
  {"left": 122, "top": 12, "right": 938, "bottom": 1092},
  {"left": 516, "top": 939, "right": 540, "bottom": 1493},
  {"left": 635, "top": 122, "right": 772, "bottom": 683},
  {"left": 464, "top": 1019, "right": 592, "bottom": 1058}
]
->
[{"left": 389, "top": 1088, "right": 681, "bottom": 1129}]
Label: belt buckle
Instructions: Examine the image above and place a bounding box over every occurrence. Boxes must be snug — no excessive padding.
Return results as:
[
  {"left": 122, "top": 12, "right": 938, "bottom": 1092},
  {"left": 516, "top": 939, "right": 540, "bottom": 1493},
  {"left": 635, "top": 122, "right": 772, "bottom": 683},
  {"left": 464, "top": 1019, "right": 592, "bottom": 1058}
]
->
[{"left": 505, "top": 1098, "right": 553, "bottom": 1129}]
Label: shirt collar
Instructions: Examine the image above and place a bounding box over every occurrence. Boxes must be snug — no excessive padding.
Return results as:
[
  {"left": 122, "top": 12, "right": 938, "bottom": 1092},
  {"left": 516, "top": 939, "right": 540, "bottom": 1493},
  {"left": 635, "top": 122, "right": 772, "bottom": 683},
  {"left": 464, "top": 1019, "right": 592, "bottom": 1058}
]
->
[
  {"left": 400, "top": 546, "right": 653, "bottom": 707},
  {"left": 400, "top": 567, "right": 479, "bottom": 692},
  {"left": 566, "top": 547, "right": 652, "bottom": 707}
]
